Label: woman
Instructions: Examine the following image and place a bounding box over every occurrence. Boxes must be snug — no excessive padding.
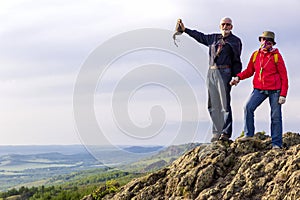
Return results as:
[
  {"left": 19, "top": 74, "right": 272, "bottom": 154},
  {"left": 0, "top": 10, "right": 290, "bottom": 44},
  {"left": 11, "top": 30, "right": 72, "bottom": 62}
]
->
[{"left": 230, "top": 31, "right": 289, "bottom": 149}]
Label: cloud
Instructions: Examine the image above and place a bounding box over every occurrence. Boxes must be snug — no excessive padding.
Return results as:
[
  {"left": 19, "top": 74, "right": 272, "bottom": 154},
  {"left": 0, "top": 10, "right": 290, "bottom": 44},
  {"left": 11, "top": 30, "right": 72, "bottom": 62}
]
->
[{"left": 0, "top": 73, "right": 75, "bottom": 101}]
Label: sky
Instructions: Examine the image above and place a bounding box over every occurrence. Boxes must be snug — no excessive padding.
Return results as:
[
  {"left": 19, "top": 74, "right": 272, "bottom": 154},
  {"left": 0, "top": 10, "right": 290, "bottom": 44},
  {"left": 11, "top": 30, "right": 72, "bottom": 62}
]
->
[{"left": 1, "top": 0, "right": 300, "bottom": 146}]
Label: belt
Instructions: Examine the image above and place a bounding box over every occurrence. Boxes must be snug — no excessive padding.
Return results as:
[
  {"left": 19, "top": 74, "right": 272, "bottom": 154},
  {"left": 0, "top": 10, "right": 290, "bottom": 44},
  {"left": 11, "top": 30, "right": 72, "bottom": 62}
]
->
[
  {"left": 258, "top": 89, "right": 280, "bottom": 95},
  {"left": 209, "top": 65, "right": 230, "bottom": 69}
]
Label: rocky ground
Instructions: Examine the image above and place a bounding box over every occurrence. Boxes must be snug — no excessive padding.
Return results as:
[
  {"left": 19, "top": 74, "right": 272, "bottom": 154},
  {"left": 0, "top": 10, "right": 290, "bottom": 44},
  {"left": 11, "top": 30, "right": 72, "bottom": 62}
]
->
[{"left": 86, "top": 132, "right": 300, "bottom": 200}]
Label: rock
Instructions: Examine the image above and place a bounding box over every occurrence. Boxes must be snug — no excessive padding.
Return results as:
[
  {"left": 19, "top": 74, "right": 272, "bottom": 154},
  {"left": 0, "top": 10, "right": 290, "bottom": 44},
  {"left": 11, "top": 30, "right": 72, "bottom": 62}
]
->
[
  {"left": 81, "top": 194, "right": 94, "bottom": 200},
  {"left": 100, "top": 132, "right": 300, "bottom": 200}
]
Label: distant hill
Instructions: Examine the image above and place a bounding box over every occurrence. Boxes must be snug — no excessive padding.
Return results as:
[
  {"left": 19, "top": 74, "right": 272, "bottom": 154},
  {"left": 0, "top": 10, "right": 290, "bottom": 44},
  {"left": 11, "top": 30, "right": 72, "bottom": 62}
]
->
[
  {"left": 121, "top": 143, "right": 204, "bottom": 173},
  {"left": 122, "top": 146, "right": 163, "bottom": 153},
  {"left": 0, "top": 145, "right": 88, "bottom": 156},
  {"left": 87, "top": 132, "right": 300, "bottom": 200}
]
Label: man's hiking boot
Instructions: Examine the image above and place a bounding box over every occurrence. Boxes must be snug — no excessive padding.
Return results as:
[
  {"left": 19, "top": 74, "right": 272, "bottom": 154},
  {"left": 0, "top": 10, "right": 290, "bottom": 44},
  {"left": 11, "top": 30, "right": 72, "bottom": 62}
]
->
[
  {"left": 211, "top": 134, "right": 221, "bottom": 142},
  {"left": 219, "top": 133, "right": 230, "bottom": 141}
]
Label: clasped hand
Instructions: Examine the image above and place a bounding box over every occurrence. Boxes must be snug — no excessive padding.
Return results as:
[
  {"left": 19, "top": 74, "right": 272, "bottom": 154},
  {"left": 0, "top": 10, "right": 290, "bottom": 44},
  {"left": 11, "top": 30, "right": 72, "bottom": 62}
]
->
[{"left": 230, "top": 77, "right": 240, "bottom": 86}]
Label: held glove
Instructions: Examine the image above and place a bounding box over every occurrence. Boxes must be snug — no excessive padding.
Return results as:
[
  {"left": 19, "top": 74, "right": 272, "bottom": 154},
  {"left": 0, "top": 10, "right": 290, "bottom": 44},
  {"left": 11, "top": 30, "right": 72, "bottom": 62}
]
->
[
  {"left": 278, "top": 96, "right": 286, "bottom": 104},
  {"left": 173, "top": 19, "right": 185, "bottom": 47},
  {"left": 230, "top": 77, "right": 240, "bottom": 86}
]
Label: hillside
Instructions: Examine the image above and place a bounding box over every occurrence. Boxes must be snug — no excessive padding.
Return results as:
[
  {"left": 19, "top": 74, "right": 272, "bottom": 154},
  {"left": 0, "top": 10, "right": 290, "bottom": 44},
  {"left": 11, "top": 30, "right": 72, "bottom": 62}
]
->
[
  {"left": 92, "top": 132, "right": 300, "bottom": 200},
  {"left": 122, "top": 143, "right": 204, "bottom": 173}
]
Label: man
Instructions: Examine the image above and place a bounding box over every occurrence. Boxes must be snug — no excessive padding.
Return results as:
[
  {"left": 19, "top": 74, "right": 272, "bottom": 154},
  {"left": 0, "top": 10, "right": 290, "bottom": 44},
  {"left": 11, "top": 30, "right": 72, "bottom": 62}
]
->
[
  {"left": 177, "top": 17, "right": 242, "bottom": 142},
  {"left": 230, "top": 31, "right": 289, "bottom": 149}
]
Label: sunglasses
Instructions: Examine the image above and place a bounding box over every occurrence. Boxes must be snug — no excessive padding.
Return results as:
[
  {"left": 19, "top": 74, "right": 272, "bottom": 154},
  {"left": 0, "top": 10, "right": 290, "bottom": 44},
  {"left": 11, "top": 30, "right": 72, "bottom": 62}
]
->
[
  {"left": 221, "top": 23, "right": 232, "bottom": 26},
  {"left": 261, "top": 37, "right": 273, "bottom": 42}
]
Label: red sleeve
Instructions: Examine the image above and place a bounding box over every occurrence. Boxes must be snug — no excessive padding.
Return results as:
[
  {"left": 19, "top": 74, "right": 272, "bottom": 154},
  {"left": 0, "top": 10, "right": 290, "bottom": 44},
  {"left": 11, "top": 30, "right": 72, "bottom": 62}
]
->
[
  {"left": 237, "top": 51, "right": 256, "bottom": 80},
  {"left": 277, "top": 53, "right": 289, "bottom": 97}
]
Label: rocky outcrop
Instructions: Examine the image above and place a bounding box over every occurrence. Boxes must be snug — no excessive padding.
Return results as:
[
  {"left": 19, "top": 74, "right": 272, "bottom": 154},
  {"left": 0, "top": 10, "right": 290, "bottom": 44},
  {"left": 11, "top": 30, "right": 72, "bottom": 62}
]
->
[{"left": 103, "top": 132, "right": 300, "bottom": 200}]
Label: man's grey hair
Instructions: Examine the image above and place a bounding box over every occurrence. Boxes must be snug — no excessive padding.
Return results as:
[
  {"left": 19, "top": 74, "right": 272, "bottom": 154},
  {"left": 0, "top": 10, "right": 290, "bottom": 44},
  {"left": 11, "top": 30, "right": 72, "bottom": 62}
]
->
[{"left": 220, "top": 17, "right": 232, "bottom": 25}]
